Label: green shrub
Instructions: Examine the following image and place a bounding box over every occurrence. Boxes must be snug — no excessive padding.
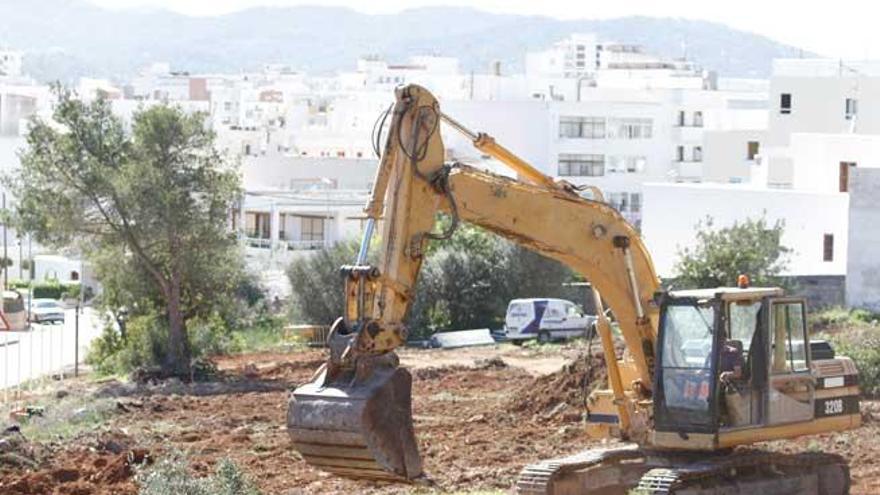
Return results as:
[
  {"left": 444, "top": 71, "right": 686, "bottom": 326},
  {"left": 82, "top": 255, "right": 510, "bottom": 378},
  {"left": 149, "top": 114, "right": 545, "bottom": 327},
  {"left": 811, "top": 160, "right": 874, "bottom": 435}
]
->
[
  {"left": 87, "top": 310, "right": 286, "bottom": 377},
  {"left": 6, "top": 280, "right": 90, "bottom": 300},
  {"left": 829, "top": 326, "right": 880, "bottom": 397},
  {"left": 137, "top": 451, "right": 261, "bottom": 495},
  {"left": 85, "top": 324, "right": 126, "bottom": 375},
  {"left": 810, "top": 306, "right": 880, "bottom": 331}
]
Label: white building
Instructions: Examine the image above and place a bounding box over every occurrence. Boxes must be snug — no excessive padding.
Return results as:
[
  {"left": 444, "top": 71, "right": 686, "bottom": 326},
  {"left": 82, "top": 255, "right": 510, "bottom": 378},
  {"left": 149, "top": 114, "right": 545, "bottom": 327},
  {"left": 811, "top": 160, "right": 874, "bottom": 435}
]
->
[
  {"left": 0, "top": 49, "right": 23, "bottom": 78},
  {"left": 642, "top": 182, "right": 848, "bottom": 306}
]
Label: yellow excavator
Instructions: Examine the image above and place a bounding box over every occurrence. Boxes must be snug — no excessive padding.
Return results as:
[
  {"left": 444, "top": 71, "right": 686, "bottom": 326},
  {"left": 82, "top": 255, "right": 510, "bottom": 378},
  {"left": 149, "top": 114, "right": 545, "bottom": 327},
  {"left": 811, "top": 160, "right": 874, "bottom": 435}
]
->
[{"left": 287, "top": 85, "right": 861, "bottom": 494}]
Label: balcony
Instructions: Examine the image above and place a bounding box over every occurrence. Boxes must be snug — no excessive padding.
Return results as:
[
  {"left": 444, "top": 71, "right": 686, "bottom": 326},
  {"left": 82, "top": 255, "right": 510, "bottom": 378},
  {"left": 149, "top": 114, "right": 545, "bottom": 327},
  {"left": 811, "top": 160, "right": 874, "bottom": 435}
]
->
[
  {"left": 244, "top": 237, "right": 331, "bottom": 251},
  {"left": 280, "top": 239, "right": 331, "bottom": 251},
  {"left": 672, "top": 161, "right": 703, "bottom": 181}
]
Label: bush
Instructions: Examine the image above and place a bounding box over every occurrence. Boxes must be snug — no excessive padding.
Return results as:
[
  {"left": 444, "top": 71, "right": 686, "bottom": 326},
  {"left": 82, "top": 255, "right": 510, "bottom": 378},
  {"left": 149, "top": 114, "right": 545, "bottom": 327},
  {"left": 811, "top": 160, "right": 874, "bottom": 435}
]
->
[
  {"left": 810, "top": 306, "right": 879, "bottom": 331},
  {"left": 85, "top": 324, "right": 126, "bottom": 375},
  {"left": 87, "top": 309, "right": 286, "bottom": 377},
  {"left": 5, "top": 280, "right": 84, "bottom": 300},
  {"left": 137, "top": 451, "right": 261, "bottom": 495},
  {"left": 287, "top": 224, "right": 579, "bottom": 339},
  {"left": 829, "top": 326, "right": 880, "bottom": 397}
]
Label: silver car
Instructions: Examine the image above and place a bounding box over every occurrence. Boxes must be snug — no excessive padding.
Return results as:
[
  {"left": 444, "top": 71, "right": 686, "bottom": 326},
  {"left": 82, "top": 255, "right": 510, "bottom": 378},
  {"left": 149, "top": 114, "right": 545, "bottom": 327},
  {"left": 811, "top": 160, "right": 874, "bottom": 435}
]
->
[{"left": 30, "top": 299, "right": 65, "bottom": 324}]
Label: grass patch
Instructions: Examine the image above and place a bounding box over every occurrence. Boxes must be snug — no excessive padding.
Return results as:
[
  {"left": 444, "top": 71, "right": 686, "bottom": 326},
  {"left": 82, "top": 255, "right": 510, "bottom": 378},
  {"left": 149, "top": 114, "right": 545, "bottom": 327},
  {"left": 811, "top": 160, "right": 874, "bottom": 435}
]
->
[
  {"left": 225, "top": 324, "right": 305, "bottom": 354},
  {"left": 137, "top": 451, "right": 261, "bottom": 495},
  {"left": 19, "top": 395, "right": 116, "bottom": 443}
]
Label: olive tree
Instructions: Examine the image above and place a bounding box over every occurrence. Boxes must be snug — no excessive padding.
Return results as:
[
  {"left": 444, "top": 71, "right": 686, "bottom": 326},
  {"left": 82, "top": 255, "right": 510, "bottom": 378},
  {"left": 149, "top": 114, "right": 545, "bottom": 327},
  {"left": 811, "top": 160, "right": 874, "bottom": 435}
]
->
[
  {"left": 10, "top": 90, "right": 241, "bottom": 375},
  {"left": 673, "top": 216, "right": 791, "bottom": 289}
]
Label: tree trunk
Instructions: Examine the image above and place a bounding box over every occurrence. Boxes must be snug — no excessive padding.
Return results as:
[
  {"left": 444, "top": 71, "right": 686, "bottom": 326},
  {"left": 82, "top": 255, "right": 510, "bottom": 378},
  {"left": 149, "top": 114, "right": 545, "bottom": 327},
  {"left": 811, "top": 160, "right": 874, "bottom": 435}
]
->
[{"left": 166, "top": 269, "right": 191, "bottom": 377}]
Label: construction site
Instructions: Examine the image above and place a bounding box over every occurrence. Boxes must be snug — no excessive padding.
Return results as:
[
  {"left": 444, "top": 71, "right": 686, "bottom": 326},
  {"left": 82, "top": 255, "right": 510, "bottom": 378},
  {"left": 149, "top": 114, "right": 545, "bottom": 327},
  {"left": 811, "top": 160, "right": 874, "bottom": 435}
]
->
[
  {"left": 4, "top": 3, "right": 880, "bottom": 491},
  {"left": 0, "top": 342, "right": 877, "bottom": 495}
]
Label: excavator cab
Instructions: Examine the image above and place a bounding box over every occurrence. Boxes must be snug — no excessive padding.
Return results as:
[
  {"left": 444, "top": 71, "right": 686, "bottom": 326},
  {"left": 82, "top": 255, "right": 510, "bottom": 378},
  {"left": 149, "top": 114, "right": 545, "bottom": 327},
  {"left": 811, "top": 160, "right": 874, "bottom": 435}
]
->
[{"left": 652, "top": 287, "right": 860, "bottom": 450}]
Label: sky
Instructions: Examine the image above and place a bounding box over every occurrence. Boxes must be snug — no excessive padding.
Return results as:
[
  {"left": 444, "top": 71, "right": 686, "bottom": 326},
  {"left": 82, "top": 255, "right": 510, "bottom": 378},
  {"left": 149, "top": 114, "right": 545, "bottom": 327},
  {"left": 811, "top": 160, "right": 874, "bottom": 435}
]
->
[{"left": 87, "top": 0, "right": 880, "bottom": 60}]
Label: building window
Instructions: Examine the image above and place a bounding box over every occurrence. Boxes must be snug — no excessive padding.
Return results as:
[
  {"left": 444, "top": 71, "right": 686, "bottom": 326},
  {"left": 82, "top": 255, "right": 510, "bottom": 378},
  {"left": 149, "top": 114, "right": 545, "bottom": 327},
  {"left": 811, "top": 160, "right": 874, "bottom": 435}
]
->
[
  {"left": 301, "top": 216, "right": 325, "bottom": 242},
  {"left": 606, "top": 192, "right": 642, "bottom": 215},
  {"left": 559, "top": 116, "right": 605, "bottom": 138},
  {"left": 747, "top": 141, "right": 760, "bottom": 160},
  {"left": 630, "top": 193, "right": 642, "bottom": 213},
  {"left": 823, "top": 234, "right": 834, "bottom": 262},
  {"left": 676, "top": 145, "right": 685, "bottom": 162},
  {"left": 845, "top": 98, "right": 858, "bottom": 120},
  {"left": 677, "top": 110, "right": 686, "bottom": 127},
  {"left": 693, "top": 111, "right": 703, "bottom": 127},
  {"left": 558, "top": 153, "right": 604, "bottom": 176},
  {"left": 245, "top": 212, "right": 271, "bottom": 239},
  {"left": 839, "top": 161, "right": 856, "bottom": 192},
  {"left": 780, "top": 93, "right": 792, "bottom": 114},
  {"left": 608, "top": 118, "right": 652, "bottom": 139},
  {"left": 607, "top": 192, "right": 628, "bottom": 212},
  {"left": 692, "top": 146, "right": 703, "bottom": 162},
  {"left": 607, "top": 155, "right": 647, "bottom": 173}
]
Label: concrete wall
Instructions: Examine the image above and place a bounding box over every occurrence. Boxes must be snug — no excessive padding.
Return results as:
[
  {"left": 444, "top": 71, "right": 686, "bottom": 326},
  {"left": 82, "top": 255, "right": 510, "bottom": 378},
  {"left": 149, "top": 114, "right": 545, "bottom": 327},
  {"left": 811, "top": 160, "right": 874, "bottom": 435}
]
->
[
  {"left": 241, "top": 155, "right": 377, "bottom": 191},
  {"left": 846, "top": 167, "right": 880, "bottom": 310},
  {"left": 767, "top": 74, "right": 880, "bottom": 148},
  {"left": 642, "top": 182, "right": 849, "bottom": 278},
  {"left": 789, "top": 133, "right": 880, "bottom": 193},
  {"left": 788, "top": 275, "right": 846, "bottom": 309},
  {"left": 703, "top": 129, "right": 766, "bottom": 183}
]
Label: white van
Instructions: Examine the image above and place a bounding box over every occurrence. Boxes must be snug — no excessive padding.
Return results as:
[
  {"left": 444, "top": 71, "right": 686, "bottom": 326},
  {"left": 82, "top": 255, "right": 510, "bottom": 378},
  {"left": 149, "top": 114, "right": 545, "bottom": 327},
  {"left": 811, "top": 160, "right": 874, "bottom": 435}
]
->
[{"left": 504, "top": 298, "right": 596, "bottom": 344}]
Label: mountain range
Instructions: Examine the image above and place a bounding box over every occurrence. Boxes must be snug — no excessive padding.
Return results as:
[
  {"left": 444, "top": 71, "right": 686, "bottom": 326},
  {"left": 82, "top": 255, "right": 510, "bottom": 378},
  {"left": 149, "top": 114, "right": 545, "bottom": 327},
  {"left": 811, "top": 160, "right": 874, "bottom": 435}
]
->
[{"left": 0, "top": 1, "right": 812, "bottom": 82}]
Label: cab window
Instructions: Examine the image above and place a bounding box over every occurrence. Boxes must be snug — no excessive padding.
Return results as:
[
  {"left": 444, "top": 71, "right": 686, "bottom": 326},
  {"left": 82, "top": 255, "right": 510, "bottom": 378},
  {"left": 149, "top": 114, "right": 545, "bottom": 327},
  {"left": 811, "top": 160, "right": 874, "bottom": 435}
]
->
[
  {"left": 728, "top": 301, "right": 761, "bottom": 359},
  {"left": 565, "top": 303, "right": 581, "bottom": 317},
  {"left": 771, "top": 301, "right": 808, "bottom": 373}
]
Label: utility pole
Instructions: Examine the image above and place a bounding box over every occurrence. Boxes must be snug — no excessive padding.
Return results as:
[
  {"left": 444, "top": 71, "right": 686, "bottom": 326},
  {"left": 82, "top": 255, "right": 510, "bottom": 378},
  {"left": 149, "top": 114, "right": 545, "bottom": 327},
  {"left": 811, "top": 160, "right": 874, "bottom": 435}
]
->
[
  {"left": 75, "top": 260, "right": 85, "bottom": 377},
  {"left": 74, "top": 302, "right": 79, "bottom": 377},
  {"left": 2, "top": 192, "right": 7, "bottom": 289}
]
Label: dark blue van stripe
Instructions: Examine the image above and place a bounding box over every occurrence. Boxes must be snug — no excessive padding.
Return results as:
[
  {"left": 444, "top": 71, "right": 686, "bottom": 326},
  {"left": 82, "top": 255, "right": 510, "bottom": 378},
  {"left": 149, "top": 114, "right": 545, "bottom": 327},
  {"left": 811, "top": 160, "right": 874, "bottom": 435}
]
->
[{"left": 520, "top": 300, "right": 548, "bottom": 334}]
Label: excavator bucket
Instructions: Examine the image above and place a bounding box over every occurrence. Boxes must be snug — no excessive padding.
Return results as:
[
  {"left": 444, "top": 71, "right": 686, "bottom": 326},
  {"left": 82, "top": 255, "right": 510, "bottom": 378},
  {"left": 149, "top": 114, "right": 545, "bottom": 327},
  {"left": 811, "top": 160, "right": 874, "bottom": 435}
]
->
[{"left": 287, "top": 354, "right": 422, "bottom": 482}]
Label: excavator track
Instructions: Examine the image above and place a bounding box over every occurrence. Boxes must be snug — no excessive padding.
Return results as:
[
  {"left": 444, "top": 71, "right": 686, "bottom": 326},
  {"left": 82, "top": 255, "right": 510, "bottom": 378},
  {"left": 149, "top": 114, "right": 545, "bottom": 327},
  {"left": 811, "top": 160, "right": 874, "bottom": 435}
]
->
[
  {"left": 516, "top": 443, "right": 647, "bottom": 495},
  {"left": 516, "top": 447, "right": 850, "bottom": 495},
  {"left": 635, "top": 450, "right": 850, "bottom": 495}
]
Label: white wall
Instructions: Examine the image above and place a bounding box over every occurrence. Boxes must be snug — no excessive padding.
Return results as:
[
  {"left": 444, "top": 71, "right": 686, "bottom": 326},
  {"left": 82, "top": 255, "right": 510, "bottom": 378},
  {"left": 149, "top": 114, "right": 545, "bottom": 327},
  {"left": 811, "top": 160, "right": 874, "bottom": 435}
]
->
[
  {"left": 702, "top": 129, "right": 766, "bottom": 183},
  {"left": 789, "top": 133, "right": 880, "bottom": 192},
  {"left": 642, "top": 183, "right": 849, "bottom": 278}
]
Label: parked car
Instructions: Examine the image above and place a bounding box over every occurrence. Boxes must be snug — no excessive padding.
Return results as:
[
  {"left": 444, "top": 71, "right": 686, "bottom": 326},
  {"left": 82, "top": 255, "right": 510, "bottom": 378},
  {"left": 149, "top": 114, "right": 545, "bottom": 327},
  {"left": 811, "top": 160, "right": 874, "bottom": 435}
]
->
[
  {"left": 1, "top": 290, "right": 28, "bottom": 331},
  {"left": 504, "top": 298, "right": 596, "bottom": 344},
  {"left": 30, "top": 299, "right": 65, "bottom": 324}
]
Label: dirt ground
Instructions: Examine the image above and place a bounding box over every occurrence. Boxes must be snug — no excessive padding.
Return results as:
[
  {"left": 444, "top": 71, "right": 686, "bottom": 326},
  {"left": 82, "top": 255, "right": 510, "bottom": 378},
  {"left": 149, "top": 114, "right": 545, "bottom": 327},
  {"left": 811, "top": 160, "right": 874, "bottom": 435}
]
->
[{"left": 2, "top": 343, "right": 879, "bottom": 494}]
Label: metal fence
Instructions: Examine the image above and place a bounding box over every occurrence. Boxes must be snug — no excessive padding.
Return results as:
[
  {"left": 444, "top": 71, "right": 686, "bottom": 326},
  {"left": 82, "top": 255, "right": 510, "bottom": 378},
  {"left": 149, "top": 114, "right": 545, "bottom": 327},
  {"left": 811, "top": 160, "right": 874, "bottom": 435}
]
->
[{"left": 0, "top": 320, "right": 83, "bottom": 411}]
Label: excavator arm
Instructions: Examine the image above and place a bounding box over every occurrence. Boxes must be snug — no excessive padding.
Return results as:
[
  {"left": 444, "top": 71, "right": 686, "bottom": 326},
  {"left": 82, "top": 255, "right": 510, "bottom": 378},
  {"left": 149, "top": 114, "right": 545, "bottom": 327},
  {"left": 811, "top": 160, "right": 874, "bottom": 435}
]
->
[{"left": 288, "top": 85, "right": 661, "bottom": 482}]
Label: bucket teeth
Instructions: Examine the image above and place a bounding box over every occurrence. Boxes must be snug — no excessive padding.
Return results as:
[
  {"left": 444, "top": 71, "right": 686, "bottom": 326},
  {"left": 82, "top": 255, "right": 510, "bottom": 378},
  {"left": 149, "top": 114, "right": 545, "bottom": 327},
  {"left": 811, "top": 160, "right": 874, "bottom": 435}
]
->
[{"left": 288, "top": 357, "right": 422, "bottom": 482}]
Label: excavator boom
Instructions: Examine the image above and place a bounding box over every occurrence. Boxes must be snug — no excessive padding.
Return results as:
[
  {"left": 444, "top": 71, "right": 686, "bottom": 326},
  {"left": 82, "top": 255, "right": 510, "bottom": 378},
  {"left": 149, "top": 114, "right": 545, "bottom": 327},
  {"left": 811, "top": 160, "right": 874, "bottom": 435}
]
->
[{"left": 288, "top": 84, "right": 660, "bottom": 481}]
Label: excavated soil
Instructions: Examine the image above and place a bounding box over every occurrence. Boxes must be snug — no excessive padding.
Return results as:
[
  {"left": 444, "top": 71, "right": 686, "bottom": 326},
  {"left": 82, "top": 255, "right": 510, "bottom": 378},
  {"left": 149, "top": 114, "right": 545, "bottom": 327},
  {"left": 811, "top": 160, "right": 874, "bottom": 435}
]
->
[{"left": 1, "top": 345, "right": 879, "bottom": 494}]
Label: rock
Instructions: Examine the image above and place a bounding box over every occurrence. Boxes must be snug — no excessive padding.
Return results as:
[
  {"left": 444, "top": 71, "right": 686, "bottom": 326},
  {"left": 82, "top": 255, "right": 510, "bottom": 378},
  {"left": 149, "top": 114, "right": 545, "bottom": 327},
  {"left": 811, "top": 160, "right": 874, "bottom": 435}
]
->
[
  {"left": 466, "top": 414, "right": 486, "bottom": 423},
  {"left": 474, "top": 357, "right": 508, "bottom": 369},
  {"left": 544, "top": 402, "right": 568, "bottom": 419},
  {"left": 55, "top": 389, "right": 69, "bottom": 400},
  {"left": 243, "top": 363, "right": 260, "bottom": 378}
]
